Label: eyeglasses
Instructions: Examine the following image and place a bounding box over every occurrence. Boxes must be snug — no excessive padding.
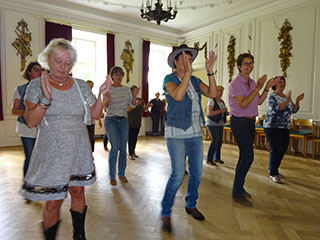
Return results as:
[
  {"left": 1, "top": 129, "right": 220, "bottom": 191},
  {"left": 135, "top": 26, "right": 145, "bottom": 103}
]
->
[
  {"left": 113, "top": 72, "right": 124, "bottom": 76},
  {"left": 242, "top": 62, "right": 254, "bottom": 67},
  {"left": 32, "top": 67, "right": 43, "bottom": 72}
]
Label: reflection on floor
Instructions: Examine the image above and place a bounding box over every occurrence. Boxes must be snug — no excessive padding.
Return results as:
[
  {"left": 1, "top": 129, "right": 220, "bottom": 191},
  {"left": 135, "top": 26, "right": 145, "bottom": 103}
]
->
[{"left": 0, "top": 137, "right": 319, "bottom": 240}]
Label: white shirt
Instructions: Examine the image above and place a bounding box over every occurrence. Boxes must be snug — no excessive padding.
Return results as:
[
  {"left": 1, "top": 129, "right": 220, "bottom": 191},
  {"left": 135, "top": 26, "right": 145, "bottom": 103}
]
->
[{"left": 12, "top": 87, "right": 37, "bottom": 138}]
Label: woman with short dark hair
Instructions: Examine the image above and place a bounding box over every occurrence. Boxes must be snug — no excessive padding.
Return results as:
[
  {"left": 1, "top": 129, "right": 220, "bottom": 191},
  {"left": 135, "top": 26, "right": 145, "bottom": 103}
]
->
[
  {"left": 228, "top": 53, "right": 279, "bottom": 206},
  {"left": 12, "top": 61, "right": 42, "bottom": 180},
  {"left": 127, "top": 85, "right": 147, "bottom": 160},
  {"left": 103, "top": 66, "right": 140, "bottom": 186},
  {"left": 263, "top": 76, "right": 304, "bottom": 184}
]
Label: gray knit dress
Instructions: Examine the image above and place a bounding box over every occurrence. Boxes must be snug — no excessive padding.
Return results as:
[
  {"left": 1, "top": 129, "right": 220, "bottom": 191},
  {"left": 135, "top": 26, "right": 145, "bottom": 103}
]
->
[{"left": 19, "top": 78, "right": 96, "bottom": 201}]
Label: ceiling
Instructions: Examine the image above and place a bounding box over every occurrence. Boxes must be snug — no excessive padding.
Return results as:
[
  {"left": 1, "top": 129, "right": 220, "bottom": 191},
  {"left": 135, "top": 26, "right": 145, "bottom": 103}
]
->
[{"left": 27, "top": 0, "right": 283, "bottom": 34}]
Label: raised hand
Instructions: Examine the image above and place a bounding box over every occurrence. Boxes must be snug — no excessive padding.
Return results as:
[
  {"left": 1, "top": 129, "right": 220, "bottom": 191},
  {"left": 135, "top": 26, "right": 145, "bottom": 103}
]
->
[
  {"left": 99, "top": 75, "right": 112, "bottom": 96},
  {"left": 132, "top": 87, "right": 140, "bottom": 97},
  {"left": 266, "top": 76, "right": 281, "bottom": 89},
  {"left": 256, "top": 74, "right": 267, "bottom": 90},
  {"left": 40, "top": 71, "right": 52, "bottom": 100},
  {"left": 296, "top": 93, "right": 304, "bottom": 102},
  {"left": 286, "top": 90, "right": 292, "bottom": 102},
  {"left": 182, "top": 52, "right": 192, "bottom": 74},
  {"left": 147, "top": 103, "right": 153, "bottom": 108},
  {"left": 205, "top": 50, "right": 217, "bottom": 74}
]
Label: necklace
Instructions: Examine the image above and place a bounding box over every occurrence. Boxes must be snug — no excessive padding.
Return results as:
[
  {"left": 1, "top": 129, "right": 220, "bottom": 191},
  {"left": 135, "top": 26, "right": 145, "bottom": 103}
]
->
[{"left": 49, "top": 76, "right": 65, "bottom": 87}]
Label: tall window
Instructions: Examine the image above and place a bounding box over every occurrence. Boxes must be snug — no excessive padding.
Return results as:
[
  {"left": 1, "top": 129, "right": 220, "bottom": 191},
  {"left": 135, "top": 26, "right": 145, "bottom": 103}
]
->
[
  {"left": 148, "top": 43, "right": 172, "bottom": 101},
  {"left": 72, "top": 29, "right": 107, "bottom": 96}
]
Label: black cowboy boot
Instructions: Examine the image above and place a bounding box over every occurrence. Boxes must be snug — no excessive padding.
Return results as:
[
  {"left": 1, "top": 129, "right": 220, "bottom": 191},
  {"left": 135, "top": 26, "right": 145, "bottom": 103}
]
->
[
  {"left": 42, "top": 221, "right": 60, "bottom": 240},
  {"left": 70, "top": 206, "right": 87, "bottom": 240}
]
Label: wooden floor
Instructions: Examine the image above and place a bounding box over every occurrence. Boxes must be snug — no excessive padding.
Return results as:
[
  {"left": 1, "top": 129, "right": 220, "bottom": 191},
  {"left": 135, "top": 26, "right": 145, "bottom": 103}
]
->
[{"left": 0, "top": 136, "right": 320, "bottom": 240}]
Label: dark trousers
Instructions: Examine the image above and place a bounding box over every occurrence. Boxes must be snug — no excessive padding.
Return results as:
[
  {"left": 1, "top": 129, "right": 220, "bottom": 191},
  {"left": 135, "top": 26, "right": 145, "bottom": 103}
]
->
[
  {"left": 150, "top": 112, "right": 160, "bottom": 134},
  {"left": 128, "top": 127, "right": 140, "bottom": 155},
  {"left": 160, "top": 115, "right": 166, "bottom": 136},
  {"left": 104, "top": 134, "right": 109, "bottom": 148},
  {"left": 264, "top": 128, "right": 290, "bottom": 176},
  {"left": 87, "top": 124, "right": 95, "bottom": 152},
  {"left": 230, "top": 116, "right": 255, "bottom": 196},
  {"left": 206, "top": 125, "right": 224, "bottom": 161},
  {"left": 21, "top": 137, "right": 36, "bottom": 177}
]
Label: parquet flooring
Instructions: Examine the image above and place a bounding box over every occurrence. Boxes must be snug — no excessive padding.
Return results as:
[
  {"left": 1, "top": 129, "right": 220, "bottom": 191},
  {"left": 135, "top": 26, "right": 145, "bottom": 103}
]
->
[{"left": 0, "top": 136, "right": 319, "bottom": 240}]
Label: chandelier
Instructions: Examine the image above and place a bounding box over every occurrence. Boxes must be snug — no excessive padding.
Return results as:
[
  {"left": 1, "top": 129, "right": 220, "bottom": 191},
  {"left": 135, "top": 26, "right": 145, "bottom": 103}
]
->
[{"left": 140, "top": 0, "right": 178, "bottom": 25}]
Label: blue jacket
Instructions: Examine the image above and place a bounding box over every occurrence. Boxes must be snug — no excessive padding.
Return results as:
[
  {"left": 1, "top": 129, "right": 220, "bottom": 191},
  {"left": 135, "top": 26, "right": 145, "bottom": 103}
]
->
[
  {"left": 164, "top": 73, "right": 204, "bottom": 131},
  {"left": 17, "top": 82, "right": 30, "bottom": 124}
]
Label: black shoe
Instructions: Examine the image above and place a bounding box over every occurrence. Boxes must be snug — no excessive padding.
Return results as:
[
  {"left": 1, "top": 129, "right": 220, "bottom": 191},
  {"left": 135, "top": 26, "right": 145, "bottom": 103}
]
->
[
  {"left": 161, "top": 216, "right": 171, "bottom": 232},
  {"left": 185, "top": 207, "right": 205, "bottom": 221},
  {"left": 232, "top": 195, "right": 253, "bottom": 206},
  {"left": 214, "top": 159, "right": 224, "bottom": 164},
  {"left": 243, "top": 190, "right": 252, "bottom": 198},
  {"left": 24, "top": 198, "right": 32, "bottom": 204},
  {"left": 207, "top": 161, "right": 217, "bottom": 166},
  {"left": 185, "top": 170, "right": 188, "bottom": 175}
]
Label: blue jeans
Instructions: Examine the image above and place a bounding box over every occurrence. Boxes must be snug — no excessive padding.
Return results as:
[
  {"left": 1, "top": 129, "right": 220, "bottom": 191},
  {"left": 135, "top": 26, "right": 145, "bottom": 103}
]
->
[
  {"left": 105, "top": 117, "right": 128, "bottom": 179},
  {"left": 206, "top": 125, "right": 223, "bottom": 161},
  {"left": 230, "top": 116, "right": 255, "bottom": 196},
  {"left": 161, "top": 136, "right": 203, "bottom": 217},
  {"left": 264, "top": 128, "right": 289, "bottom": 176},
  {"left": 21, "top": 137, "right": 36, "bottom": 177}
]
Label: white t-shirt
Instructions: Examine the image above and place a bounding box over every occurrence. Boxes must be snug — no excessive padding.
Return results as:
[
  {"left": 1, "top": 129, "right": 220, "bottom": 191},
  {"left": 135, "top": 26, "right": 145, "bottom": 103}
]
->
[
  {"left": 12, "top": 87, "right": 37, "bottom": 138},
  {"left": 205, "top": 99, "right": 225, "bottom": 127}
]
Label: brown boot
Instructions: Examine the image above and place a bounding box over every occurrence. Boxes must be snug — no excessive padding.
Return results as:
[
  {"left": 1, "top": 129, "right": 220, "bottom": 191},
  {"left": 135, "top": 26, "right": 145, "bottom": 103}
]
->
[{"left": 161, "top": 216, "right": 172, "bottom": 232}]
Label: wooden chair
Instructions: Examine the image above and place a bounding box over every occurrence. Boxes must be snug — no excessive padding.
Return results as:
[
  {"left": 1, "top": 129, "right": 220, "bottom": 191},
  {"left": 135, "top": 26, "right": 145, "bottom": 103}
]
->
[
  {"left": 223, "top": 116, "right": 235, "bottom": 144},
  {"left": 202, "top": 125, "right": 210, "bottom": 141},
  {"left": 289, "top": 119, "right": 313, "bottom": 157},
  {"left": 312, "top": 121, "right": 320, "bottom": 158},
  {"left": 254, "top": 115, "right": 268, "bottom": 149}
]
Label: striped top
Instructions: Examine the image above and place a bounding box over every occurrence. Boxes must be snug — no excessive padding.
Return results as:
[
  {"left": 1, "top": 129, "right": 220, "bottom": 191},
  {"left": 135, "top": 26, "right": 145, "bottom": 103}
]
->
[
  {"left": 164, "top": 77, "right": 203, "bottom": 139},
  {"left": 105, "top": 85, "right": 135, "bottom": 118}
]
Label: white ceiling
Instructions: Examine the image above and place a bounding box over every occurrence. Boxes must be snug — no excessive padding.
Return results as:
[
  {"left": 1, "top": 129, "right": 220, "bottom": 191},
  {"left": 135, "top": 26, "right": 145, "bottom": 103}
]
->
[{"left": 25, "top": 0, "right": 284, "bottom": 34}]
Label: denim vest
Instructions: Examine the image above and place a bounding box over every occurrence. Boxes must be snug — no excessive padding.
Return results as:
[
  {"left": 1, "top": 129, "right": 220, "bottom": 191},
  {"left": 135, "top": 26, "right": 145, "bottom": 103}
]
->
[
  {"left": 164, "top": 73, "right": 204, "bottom": 131},
  {"left": 17, "top": 82, "right": 29, "bottom": 124},
  {"left": 207, "top": 98, "right": 227, "bottom": 123}
]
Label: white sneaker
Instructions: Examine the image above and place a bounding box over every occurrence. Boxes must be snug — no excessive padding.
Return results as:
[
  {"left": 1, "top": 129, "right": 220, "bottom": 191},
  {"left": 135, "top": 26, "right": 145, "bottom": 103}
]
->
[{"left": 269, "top": 175, "right": 283, "bottom": 184}]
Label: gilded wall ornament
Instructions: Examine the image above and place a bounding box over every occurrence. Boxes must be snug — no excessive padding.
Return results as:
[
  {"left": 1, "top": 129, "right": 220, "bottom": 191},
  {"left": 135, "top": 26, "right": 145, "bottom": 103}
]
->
[
  {"left": 194, "top": 41, "right": 207, "bottom": 59},
  {"left": 12, "top": 19, "right": 32, "bottom": 71},
  {"left": 120, "top": 40, "right": 134, "bottom": 83},
  {"left": 227, "top": 35, "right": 236, "bottom": 82},
  {"left": 278, "top": 19, "right": 293, "bottom": 77}
]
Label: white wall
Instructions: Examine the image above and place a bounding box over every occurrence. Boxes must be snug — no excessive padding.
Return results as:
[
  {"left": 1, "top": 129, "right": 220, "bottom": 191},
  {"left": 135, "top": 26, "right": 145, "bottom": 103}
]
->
[{"left": 184, "top": 0, "right": 320, "bottom": 121}]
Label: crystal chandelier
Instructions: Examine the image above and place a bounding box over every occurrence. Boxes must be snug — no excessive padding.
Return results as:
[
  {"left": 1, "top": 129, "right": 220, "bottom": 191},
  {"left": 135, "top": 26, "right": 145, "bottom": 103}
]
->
[{"left": 140, "top": 0, "right": 178, "bottom": 25}]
